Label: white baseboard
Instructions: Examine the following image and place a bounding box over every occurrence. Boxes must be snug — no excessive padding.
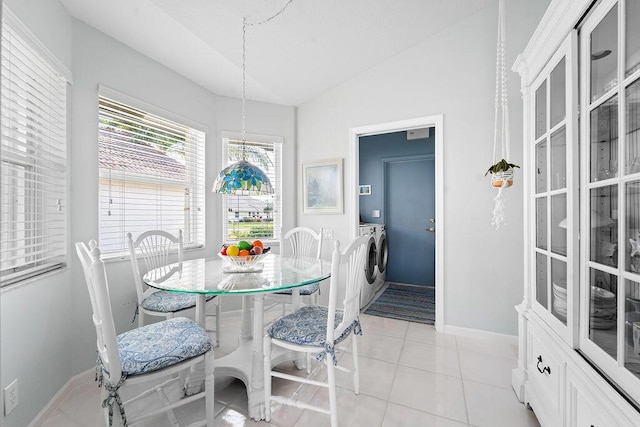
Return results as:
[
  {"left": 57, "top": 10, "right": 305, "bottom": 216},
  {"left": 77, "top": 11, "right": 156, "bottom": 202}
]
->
[
  {"left": 442, "top": 324, "right": 518, "bottom": 345},
  {"left": 29, "top": 368, "right": 95, "bottom": 426}
]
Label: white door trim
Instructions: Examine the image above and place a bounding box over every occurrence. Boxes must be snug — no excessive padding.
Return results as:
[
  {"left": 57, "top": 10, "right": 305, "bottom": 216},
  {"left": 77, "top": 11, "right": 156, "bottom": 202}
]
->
[{"left": 349, "top": 115, "right": 444, "bottom": 331}]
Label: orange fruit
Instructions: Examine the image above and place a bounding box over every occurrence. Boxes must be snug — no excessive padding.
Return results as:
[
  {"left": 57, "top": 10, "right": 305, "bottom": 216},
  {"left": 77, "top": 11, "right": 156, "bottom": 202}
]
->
[
  {"left": 238, "top": 249, "right": 251, "bottom": 258},
  {"left": 252, "top": 240, "right": 264, "bottom": 249}
]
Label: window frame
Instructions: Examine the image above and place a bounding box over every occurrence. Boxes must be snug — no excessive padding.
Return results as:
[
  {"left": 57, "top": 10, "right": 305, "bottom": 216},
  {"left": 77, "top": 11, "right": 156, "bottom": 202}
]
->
[
  {"left": 220, "top": 131, "right": 283, "bottom": 245},
  {"left": 0, "top": 7, "right": 72, "bottom": 287},
  {"left": 97, "top": 87, "right": 207, "bottom": 257}
]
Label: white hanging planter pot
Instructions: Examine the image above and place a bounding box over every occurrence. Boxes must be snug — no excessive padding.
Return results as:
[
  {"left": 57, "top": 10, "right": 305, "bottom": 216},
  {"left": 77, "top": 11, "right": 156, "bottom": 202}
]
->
[
  {"left": 485, "top": 159, "right": 520, "bottom": 189},
  {"left": 490, "top": 169, "right": 514, "bottom": 188}
]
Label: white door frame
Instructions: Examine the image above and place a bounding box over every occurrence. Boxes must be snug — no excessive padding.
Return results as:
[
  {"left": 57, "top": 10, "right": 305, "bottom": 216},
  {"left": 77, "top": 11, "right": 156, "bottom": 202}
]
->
[{"left": 349, "top": 115, "right": 444, "bottom": 330}]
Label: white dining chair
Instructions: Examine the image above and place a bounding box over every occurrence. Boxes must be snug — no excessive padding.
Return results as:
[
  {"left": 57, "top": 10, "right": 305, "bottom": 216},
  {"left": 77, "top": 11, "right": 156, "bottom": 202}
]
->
[
  {"left": 267, "top": 226, "right": 324, "bottom": 315},
  {"left": 263, "top": 235, "right": 371, "bottom": 427},
  {"left": 76, "top": 240, "right": 214, "bottom": 426},
  {"left": 127, "top": 230, "right": 221, "bottom": 345}
]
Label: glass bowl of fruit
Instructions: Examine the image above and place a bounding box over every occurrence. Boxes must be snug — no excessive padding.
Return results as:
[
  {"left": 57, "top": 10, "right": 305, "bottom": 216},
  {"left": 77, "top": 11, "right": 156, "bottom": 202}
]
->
[{"left": 218, "top": 240, "right": 270, "bottom": 271}]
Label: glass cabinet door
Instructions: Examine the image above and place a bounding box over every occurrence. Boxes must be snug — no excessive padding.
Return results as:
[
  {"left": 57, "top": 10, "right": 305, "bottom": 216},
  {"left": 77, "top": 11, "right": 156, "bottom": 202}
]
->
[
  {"left": 580, "top": 0, "right": 640, "bottom": 405},
  {"left": 530, "top": 33, "right": 577, "bottom": 342}
]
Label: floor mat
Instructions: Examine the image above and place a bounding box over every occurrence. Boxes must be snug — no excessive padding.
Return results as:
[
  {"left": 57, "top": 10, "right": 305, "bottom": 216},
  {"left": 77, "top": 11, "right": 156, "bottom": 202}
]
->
[{"left": 364, "top": 283, "right": 434, "bottom": 324}]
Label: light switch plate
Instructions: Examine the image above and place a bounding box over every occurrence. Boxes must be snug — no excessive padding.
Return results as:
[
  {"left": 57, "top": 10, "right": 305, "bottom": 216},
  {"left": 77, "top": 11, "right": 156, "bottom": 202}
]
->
[
  {"left": 372, "top": 210, "right": 380, "bottom": 218},
  {"left": 322, "top": 229, "right": 333, "bottom": 240}
]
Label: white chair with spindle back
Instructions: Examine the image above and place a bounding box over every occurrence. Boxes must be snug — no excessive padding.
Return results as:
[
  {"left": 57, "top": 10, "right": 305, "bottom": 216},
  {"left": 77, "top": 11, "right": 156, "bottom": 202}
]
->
[
  {"left": 268, "top": 226, "right": 324, "bottom": 315},
  {"left": 127, "top": 230, "right": 221, "bottom": 345},
  {"left": 76, "top": 240, "right": 214, "bottom": 426},
  {"left": 263, "top": 235, "right": 371, "bottom": 427}
]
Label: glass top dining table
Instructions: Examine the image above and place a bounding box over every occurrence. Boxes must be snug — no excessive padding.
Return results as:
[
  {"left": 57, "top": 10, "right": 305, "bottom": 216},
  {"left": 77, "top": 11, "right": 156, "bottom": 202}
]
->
[
  {"left": 142, "top": 253, "right": 331, "bottom": 420},
  {"left": 143, "top": 254, "right": 331, "bottom": 297}
]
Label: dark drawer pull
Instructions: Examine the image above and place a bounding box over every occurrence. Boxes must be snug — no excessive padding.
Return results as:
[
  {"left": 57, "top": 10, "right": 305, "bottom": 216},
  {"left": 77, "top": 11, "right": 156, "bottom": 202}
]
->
[{"left": 537, "top": 355, "right": 551, "bottom": 375}]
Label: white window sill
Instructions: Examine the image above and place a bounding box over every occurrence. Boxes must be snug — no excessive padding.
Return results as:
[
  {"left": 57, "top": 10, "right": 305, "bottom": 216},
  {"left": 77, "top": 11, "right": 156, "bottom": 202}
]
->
[
  {"left": 0, "top": 265, "right": 70, "bottom": 294},
  {"left": 101, "top": 244, "right": 205, "bottom": 263}
]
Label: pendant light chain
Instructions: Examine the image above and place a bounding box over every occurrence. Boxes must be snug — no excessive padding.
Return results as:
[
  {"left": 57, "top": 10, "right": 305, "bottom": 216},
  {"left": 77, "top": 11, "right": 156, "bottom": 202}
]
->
[
  {"left": 246, "top": 0, "right": 295, "bottom": 28},
  {"left": 241, "top": 0, "right": 295, "bottom": 156},
  {"left": 242, "top": 17, "right": 248, "bottom": 157}
]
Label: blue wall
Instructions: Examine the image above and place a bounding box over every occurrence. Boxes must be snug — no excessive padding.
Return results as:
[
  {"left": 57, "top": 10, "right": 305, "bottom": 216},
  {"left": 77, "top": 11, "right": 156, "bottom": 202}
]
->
[{"left": 359, "top": 130, "right": 434, "bottom": 224}]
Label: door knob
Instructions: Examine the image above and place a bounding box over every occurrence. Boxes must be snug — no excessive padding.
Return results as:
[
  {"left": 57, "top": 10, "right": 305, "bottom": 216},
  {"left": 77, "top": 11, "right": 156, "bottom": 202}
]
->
[{"left": 427, "top": 227, "right": 436, "bottom": 232}]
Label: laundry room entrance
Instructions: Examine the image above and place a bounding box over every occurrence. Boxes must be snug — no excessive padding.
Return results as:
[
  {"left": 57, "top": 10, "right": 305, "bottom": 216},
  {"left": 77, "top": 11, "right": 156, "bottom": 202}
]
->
[{"left": 350, "top": 115, "right": 444, "bottom": 328}]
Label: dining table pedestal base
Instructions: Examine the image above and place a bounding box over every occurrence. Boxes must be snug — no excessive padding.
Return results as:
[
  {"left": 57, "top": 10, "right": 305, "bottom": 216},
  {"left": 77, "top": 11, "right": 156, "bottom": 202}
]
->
[
  {"left": 213, "top": 294, "right": 310, "bottom": 420},
  {"left": 143, "top": 256, "right": 330, "bottom": 421}
]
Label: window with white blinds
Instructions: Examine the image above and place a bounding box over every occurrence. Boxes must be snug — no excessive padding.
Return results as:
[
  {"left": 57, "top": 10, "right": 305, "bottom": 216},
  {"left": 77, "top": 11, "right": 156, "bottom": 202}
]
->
[
  {"left": 222, "top": 136, "right": 282, "bottom": 243},
  {"left": 0, "top": 16, "right": 69, "bottom": 287},
  {"left": 98, "top": 95, "right": 205, "bottom": 254}
]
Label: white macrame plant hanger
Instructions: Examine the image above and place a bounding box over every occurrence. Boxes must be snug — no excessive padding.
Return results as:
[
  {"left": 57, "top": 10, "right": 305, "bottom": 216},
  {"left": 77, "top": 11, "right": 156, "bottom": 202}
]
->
[{"left": 491, "top": 0, "right": 512, "bottom": 229}]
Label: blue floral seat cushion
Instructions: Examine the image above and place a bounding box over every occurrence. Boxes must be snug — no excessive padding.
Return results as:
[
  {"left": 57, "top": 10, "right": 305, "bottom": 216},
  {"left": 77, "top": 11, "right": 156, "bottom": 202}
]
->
[
  {"left": 116, "top": 317, "right": 211, "bottom": 376},
  {"left": 268, "top": 306, "right": 361, "bottom": 353},
  {"left": 142, "top": 291, "right": 215, "bottom": 313},
  {"left": 273, "top": 283, "right": 320, "bottom": 296}
]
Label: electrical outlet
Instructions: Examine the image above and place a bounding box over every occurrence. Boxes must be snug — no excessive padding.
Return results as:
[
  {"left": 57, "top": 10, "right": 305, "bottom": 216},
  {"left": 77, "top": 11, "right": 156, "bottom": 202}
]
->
[
  {"left": 322, "top": 229, "right": 333, "bottom": 240},
  {"left": 4, "top": 379, "right": 19, "bottom": 415}
]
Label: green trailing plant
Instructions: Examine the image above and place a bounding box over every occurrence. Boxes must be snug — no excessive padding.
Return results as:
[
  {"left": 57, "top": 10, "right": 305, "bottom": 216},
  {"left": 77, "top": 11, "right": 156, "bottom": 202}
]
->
[{"left": 485, "top": 159, "right": 520, "bottom": 176}]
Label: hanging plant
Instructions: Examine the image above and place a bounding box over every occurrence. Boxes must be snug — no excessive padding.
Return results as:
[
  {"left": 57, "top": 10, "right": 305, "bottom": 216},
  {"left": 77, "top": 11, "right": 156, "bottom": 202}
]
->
[
  {"left": 488, "top": 0, "right": 517, "bottom": 229},
  {"left": 485, "top": 159, "right": 520, "bottom": 188}
]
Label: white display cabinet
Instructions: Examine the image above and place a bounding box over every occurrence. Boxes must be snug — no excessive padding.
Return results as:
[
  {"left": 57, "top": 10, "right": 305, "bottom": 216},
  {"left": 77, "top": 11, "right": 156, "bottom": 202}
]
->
[{"left": 514, "top": 0, "right": 640, "bottom": 425}]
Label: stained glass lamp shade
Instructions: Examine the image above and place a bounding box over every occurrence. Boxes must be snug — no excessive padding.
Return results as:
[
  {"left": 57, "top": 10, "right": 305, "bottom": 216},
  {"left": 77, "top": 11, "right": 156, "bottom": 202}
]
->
[{"left": 213, "top": 159, "right": 274, "bottom": 195}]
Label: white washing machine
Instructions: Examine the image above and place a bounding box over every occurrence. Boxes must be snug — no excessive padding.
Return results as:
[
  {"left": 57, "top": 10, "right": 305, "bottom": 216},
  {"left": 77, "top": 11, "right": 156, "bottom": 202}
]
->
[
  {"left": 358, "top": 224, "right": 378, "bottom": 309},
  {"left": 374, "top": 224, "right": 387, "bottom": 293}
]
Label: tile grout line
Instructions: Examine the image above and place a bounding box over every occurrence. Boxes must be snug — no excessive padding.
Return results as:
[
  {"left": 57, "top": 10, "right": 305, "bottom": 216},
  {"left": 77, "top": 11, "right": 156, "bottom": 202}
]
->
[
  {"left": 456, "top": 335, "right": 473, "bottom": 426},
  {"left": 389, "top": 330, "right": 473, "bottom": 427},
  {"left": 379, "top": 334, "right": 404, "bottom": 427}
]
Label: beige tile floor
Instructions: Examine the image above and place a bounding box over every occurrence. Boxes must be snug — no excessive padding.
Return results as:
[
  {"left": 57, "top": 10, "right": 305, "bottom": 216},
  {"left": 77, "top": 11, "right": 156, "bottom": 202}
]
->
[{"left": 41, "top": 311, "right": 540, "bottom": 427}]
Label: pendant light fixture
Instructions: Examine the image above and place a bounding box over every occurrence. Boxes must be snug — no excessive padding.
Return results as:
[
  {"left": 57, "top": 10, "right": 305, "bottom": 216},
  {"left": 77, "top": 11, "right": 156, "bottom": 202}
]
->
[{"left": 212, "top": 5, "right": 293, "bottom": 195}]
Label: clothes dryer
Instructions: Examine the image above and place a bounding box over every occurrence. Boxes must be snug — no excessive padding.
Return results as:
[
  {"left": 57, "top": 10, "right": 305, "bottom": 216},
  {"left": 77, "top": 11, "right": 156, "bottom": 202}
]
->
[
  {"left": 374, "top": 224, "right": 387, "bottom": 293},
  {"left": 358, "top": 224, "right": 377, "bottom": 309}
]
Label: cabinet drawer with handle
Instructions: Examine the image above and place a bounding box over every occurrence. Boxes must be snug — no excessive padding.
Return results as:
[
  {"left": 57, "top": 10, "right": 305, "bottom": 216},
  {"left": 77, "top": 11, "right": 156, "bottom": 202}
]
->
[{"left": 527, "top": 327, "right": 564, "bottom": 416}]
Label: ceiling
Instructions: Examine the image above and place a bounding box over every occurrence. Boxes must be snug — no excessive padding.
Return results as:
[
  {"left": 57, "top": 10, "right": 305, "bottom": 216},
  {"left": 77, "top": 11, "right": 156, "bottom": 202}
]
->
[{"left": 59, "top": 0, "right": 495, "bottom": 106}]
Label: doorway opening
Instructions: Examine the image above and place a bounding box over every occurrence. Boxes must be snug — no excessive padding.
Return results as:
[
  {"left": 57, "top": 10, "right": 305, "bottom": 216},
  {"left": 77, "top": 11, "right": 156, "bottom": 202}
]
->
[{"left": 348, "top": 115, "right": 444, "bottom": 330}]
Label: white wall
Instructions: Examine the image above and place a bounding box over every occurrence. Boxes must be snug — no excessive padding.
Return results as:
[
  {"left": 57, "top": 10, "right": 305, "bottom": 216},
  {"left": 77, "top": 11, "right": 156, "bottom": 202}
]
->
[
  {"left": 0, "top": 1, "right": 73, "bottom": 426},
  {"left": 296, "top": 0, "right": 550, "bottom": 335},
  {"left": 0, "top": 7, "right": 295, "bottom": 426}
]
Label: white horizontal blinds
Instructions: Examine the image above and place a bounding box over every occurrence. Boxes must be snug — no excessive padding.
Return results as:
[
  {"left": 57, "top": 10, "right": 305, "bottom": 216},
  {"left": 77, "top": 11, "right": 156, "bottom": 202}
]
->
[
  {"left": 98, "top": 96, "right": 205, "bottom": 253},
  {"left": 0, "top": 19, "right": 68, "bottom": 286},
  {"left": 223, "top": 138, "right": 282, "bottom": 241}
]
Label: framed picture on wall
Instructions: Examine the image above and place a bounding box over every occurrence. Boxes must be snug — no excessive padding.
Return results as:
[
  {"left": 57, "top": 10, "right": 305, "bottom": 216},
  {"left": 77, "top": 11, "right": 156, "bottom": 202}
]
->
[
  {"left": 303, "top": 158, "right": 343, "bottom": 214},
  {"left": 359, "top": 185, "right": 371, "bottom": 195}
]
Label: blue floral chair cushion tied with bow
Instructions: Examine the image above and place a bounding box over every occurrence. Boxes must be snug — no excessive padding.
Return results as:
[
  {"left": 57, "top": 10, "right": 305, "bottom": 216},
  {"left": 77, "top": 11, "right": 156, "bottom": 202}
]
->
[{"left": 267, "top": 305, "right": 362, "bottom": 365}]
